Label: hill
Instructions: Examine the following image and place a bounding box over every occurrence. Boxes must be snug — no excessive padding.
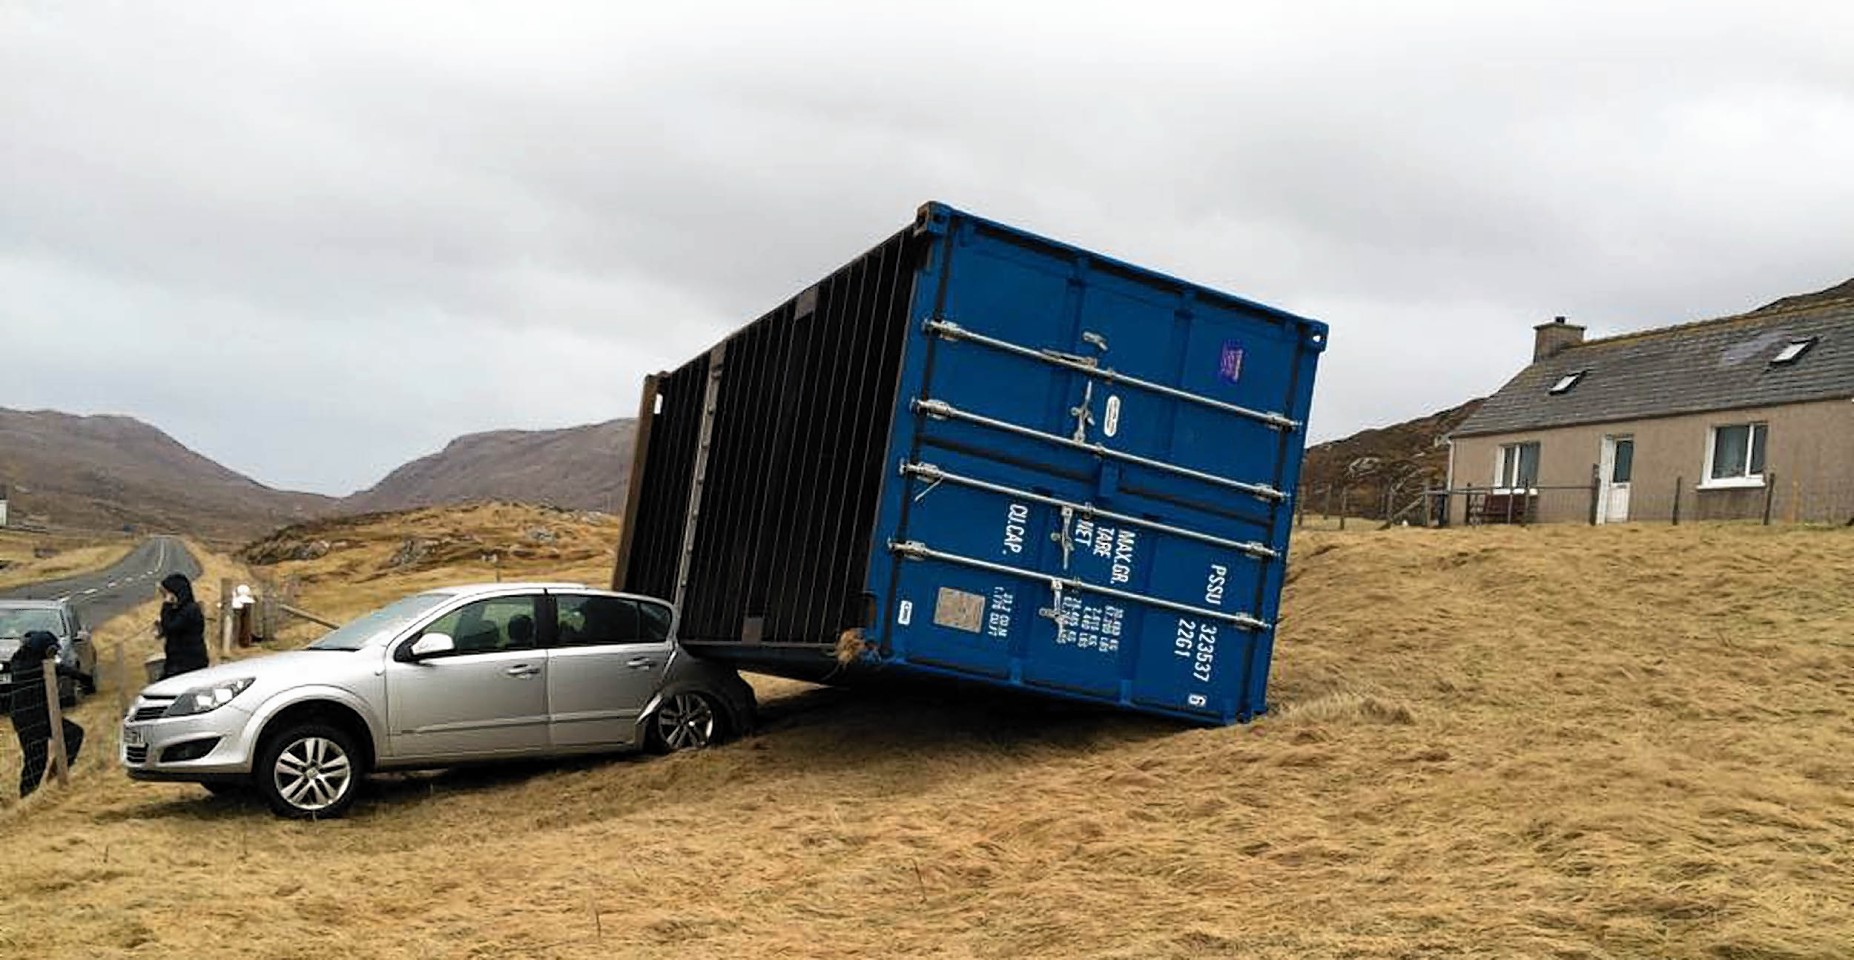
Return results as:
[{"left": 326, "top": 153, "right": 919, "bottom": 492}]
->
[
  {"left": 1299, "top": 398, "right": 1485, "bottom": 518},
  {"left": 4, "top": 521, "right": 1851, "bottom": 958},
  {"left": 340, "top": 418, "right": 637, "bottom": 515},
  {"left": 237, "top": 501, "right": 620, "bottom": 621},
  {"left": 0, "top": 407, "right": 331, "bottom": 539}
]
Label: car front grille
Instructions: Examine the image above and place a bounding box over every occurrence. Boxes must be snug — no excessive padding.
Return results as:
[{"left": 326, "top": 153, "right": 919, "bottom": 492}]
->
[
  {"left": 130, "top": 701, "right": 172, "bottom": 721},
  {"left": 125, "top": 744, "right": 149, "bottom": 764}
]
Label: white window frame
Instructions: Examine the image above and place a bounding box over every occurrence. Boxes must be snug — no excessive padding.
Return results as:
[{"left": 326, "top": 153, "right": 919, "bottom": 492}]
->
[
  {"left": 1699, "top": 422, "right": 1768, "bottom": 490},
  {"left": 1548, "top": 370, "right": 1586, "bottom": 395},
  {"left": 1493, "top": 441, "right": 1540, "bottom": 494},
  {"left": 1770, "top": 338, "right": 1816, "bottom": 366}
]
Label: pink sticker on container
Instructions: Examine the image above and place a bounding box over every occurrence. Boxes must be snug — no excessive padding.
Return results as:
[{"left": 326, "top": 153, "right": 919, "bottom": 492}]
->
[{"left": 1219, "top": 342, "right": 1244, "bottom": 383}]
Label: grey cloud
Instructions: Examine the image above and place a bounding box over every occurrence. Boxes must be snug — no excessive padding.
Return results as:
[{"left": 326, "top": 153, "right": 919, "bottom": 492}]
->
[{"left": 4, "top": 1, "right": 1852, "bottom": 494}]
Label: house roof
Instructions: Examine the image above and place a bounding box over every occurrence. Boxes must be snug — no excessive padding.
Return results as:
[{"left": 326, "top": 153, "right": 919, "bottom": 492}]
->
[{"left": 1452, "top": 282, "right": 1854, "bottom": 439}]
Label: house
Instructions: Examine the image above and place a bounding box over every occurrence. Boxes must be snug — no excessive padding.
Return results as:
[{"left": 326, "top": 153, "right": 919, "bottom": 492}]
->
[{"left": 1446, "top": 279, "right": 1854, "bottom": 525}]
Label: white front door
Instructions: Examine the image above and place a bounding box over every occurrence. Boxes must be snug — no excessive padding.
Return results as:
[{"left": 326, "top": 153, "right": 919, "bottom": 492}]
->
[{"left": 1597, "top": 436, "right": 1633, "bottom": 524}]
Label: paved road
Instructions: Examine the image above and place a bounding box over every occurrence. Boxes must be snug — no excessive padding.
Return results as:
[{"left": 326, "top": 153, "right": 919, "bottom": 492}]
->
[{"left": 1, "top": 535, "right": 203, "bottom": 628}]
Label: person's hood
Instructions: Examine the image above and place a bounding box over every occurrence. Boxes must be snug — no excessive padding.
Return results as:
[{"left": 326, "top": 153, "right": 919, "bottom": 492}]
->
[
  {"left": 1, "top": 631, "right": 63, "bottom": 667},
  {"left": 160, "top": 573, "right": 196, "bottom": 606}
]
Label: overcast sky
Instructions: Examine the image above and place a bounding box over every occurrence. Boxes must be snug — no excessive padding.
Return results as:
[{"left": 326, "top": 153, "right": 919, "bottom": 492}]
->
[{"left": 5, "top": 2, "right": 1852, "bottom": 496}]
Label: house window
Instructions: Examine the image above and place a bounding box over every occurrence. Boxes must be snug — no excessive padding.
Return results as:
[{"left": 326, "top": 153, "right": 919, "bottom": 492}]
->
[
  {"left": 1703, "top": 422, "right": 1768, "bottom": 487},
  {"left": 1496, "top": 442, "right": 1540, "bottom": 492},
  {"left": 1770, "top": 338, "right": 1816, "bottom": 366},
  {"left": 1548, "top": 371, "right": 1586, "bottom": 394}
]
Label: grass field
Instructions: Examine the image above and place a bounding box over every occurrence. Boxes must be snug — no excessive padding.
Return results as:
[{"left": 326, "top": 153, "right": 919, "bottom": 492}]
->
[
  {"left": 1, "top": 515, "right": 1850, "bottom": 959},
  {"left": 0, "top": 530, "right": 135, "bottom": 592}
]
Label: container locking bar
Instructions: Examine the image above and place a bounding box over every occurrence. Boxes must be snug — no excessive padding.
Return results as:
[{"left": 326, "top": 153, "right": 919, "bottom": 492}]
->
[
  {"left": 911, "top": 398, "right": 1286, "bottom": 503},
  {"left": 889, "top": 540, "right": 1271, "bottom": 632},
  {"left": 924, "top": 319, "right": 1300, "bottom": 432},
  {"left": 900, "top": 462, "right": 1278, "bottom": 561}
]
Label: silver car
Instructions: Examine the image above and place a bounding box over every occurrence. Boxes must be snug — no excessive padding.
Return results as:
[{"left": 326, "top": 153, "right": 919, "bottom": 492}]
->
[
  {"left": 0, "top": 599, "right": 99, "bottom": 706},
  {"left": 120, "top": 583, "right": 755, "bottom": 818}
]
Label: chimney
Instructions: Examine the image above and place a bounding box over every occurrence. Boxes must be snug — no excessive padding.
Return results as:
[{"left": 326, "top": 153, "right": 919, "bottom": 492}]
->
[{"left": 1533, "top": 315, "right": 1585, "bottom": 362}]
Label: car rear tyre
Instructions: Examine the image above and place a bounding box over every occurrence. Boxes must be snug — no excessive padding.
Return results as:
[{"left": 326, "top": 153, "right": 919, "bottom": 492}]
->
[
  {"left": 256, "top": 723, "right": 361, "bottom": 819},
  {"left": 650, "top": 692, "right": 720, "bottom": 753}
]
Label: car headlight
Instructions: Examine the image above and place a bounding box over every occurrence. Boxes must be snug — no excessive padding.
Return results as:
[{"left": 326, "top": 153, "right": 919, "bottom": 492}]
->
[{"left": 164, "top": 678, "right": 255, "bottom": 717}]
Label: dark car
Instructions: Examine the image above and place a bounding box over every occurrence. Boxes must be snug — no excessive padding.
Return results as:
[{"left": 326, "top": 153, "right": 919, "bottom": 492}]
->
[{"left": 0, "top": 599, "right": 99, "bottom": 706}]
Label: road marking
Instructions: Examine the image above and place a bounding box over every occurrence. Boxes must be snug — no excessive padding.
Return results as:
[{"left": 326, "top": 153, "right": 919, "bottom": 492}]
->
[
  {"left": 82, "top": 588, "right": 98, "bottom": 595},
  {"left": 55, "top": 595, "right": 71, "bottom": 602},
  {"left": 109, "top": 580, "right": 121, "bottom": 587}
]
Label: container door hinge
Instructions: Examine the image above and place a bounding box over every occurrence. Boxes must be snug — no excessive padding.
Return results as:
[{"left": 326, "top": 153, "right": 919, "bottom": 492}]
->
[{"left": 911, "top": 398, "right": 954, "bottom": 421}]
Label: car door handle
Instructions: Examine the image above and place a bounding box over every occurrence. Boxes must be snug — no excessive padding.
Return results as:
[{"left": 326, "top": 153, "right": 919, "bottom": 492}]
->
[
  {"left": 625, "top": 658, "right": 658, "bottom": 670},
  {"left": 505, "top": 664, "right": 540, "bottom": 678}
]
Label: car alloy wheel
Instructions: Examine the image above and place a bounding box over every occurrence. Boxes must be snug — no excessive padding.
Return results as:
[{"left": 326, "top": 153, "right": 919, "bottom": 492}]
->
[
  {"left": 654, "top": 693, "right": 717, "bottom": 752},
  {"left": 257, "top": 722, "right": 361, "bottom": 818}
]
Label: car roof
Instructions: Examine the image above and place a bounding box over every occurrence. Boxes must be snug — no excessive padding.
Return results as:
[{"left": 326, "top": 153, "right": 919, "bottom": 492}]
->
[
  {"left": 422, "top": 582, "right": 592, "bottom": 595},
  {"left": 417, "top": 583, "right": 675, "bottom": 606},
  {"left": 0, "top": 599, "right": 67, "bottom": 609}
]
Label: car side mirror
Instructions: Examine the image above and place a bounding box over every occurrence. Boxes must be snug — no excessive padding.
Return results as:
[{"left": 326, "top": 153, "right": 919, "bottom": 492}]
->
[{"left": 408, "top": 633, "right": 455, "bottom": 660}]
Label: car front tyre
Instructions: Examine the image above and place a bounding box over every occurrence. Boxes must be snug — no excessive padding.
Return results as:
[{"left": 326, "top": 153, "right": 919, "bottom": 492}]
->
[
  {"left": 650, "top": 692, "right": 721, "bottom": 753},
  {"left": 256, "top": 722, "right": 362, "bottom": 819}
]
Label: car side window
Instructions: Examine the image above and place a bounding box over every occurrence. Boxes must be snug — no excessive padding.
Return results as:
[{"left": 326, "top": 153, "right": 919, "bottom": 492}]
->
[
  {"left": 415, "top": 596, "right": 539, "bottom": 655},
  {"left": 554, "top": 595, "right": 644, "bottom": 647},
  {"left": 638, "top": 602, "right": 672, "bottom": 641}
]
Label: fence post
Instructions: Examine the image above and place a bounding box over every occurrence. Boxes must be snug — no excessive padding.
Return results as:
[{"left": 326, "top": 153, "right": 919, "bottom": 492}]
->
[
  {"left": 42, "top": 658, "right": 70, "bottom": 787},
  {"left": 113, "top": 643, "right": 129, "bottom": 720},
  {"left": 1672, "top": 476, "right": 1682, "bottom": 526},
  {"left": 1382, "top": 484, "right": 1394, "bottom": 526},
  {"left": 219, "top": 577, "right": 235, "bottom": 658},
  {"left": 1323, "top": 487, "right": 1332, "bottom": 520},
  {"left": 1588, "top": 464, "right": 1600, "bottom": 525},
  {"left": 1339, "top": 488, "right": 1349, "bottom": 531},
  {"left": 1763, "top": 471, "right": 1777, "bottom": 526}
]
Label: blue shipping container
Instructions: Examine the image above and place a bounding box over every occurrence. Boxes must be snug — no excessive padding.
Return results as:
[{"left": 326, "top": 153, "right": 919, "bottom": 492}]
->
[{"left": 615, "top": 203, "right": 1326, "bottom": 723}]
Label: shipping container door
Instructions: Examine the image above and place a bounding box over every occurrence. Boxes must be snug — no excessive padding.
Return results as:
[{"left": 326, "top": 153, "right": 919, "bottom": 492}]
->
[{"left": 875, "top": 208, "right": 1324, "bottom": 722}]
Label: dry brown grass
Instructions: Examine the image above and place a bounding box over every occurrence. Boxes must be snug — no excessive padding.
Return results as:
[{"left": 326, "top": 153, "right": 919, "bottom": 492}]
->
[
  {"left": 0, "top": 530, "right": 135, "bottom": 592},
  {"left": 238, "top": 502, "right": 619, "bottom": 646},
  {"left": 1, "top": 519, "right": 1852, "bottom": 959}
]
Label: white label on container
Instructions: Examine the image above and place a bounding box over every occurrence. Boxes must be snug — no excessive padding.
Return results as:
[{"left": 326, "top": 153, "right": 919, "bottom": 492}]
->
[
  {"left": 1002, "top": 502, "right": 1030, "bottom": 554},
  {"left": 1103, "top": 394, "right": 1121, "bottom": 438},
  {"left": 897, "top": 600, "right": 914, "bottom": 626}
]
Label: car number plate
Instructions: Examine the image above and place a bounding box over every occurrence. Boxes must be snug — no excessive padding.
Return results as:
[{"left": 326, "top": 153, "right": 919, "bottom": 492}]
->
[{"left": 122, "top": 725, "right": 144, "bottom": 747}]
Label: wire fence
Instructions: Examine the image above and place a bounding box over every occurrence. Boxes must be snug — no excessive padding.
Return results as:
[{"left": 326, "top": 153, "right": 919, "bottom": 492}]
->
[{"left": 1299, "top": 471, "right": 1854, "bottom": 530}]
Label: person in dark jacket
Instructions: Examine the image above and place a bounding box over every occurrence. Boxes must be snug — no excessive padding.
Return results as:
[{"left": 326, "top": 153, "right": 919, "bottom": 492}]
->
[
  {"left": 7, "top": 630, "right": 89, "bottom": 797},
  {"left": 156, "top": 573, "right": 210, "bottom": 679}
]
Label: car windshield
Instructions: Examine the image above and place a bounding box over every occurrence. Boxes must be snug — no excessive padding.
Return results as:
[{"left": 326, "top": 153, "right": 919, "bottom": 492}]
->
[
  {"left": 0, "top": 608, "right": 64, "bottom": 639},
  {"left": 307, "top": 594, "right": 453, "bottom": 651}
]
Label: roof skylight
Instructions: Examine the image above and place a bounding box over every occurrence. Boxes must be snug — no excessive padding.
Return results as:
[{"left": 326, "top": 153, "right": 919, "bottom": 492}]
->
[
  {"left": 1548, "top": 370, "right": 1586, "bottom": 395},
  {"left": 1770, "top": 337, "right": 1817, "bottom": 366}
]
